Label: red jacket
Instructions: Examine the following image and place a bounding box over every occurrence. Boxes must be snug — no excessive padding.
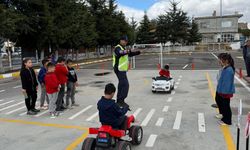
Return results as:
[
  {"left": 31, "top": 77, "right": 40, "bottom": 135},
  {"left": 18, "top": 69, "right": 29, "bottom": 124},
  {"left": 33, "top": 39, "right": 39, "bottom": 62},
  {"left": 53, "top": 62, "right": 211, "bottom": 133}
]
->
[
  {"left": 55, "top": 64, "right": 68, "bottom": 84},
  {"left": 159, "top": 69, "right": 170, "bottom": 78},
  {"left": 45, "top": 72, "right": 60, "bottom": 94}
]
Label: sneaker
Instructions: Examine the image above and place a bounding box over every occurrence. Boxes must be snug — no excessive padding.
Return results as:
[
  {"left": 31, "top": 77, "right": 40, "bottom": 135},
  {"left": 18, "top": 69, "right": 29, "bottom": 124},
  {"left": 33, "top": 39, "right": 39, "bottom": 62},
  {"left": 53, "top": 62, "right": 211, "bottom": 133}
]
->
[
  {"left": 71, "top": 103, "right": 80, "bottom": 107},
  {"left": 32, "top": 108, "right": 41, "bottom": 113},
  {"left": 215, "top": 114, "right": 223, "bottom": 119},
  {"left": 27, "top": 110, "right": 37, "bottom": 115},
  {"left": 218, "top": 120, "right": 231, "bottom": 126},
  {"left": 50, "top": 113, "right": 56, "bottom": 119},
  {"left": 40, "top": 106, "right": 48, "bottom": 110},
  {"left": 211, "top": 104, "right": 218, "bottom": 108},
  {"left": 66, "top": 105, "right": 73, "bottom": 109},
  {"left": 55, "top": 112, "right": 60, "bottom": 116}
]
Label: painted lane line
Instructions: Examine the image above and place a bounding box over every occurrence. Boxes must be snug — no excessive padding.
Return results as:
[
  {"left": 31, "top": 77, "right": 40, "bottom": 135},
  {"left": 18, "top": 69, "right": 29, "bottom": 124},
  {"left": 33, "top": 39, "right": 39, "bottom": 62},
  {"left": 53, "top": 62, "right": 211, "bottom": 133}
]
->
[
  {"left": 198, "top": 113, "right": 206, "bottom": 132},
  {"left": 179, "top": 75, "right": 182, "bottom": 78},
  {"left": 173, "top": 111, "right": 182, "bottom": 130},
  {"left": 167, "top": 97, "right": 173, "bottom": 102},
  {"left": 35, "top": 110, "right": 49, "bottom": 117},
  {"left": 178, "top": 78, "right": 181, "bottom": 81},
  {"left": 0, "top": 90, "right": 5, "bottom": 93},
  {"left": 68, "top": 105, "right": 93, "bottom": 120},
  {"left": 182, "top": 64, "right": 189, "bottom": 70},
  {"left": 6, "top": 106, "right": 26, "bottom": 115},
  {"left": 13, "top": 85, "right": 22, "bottom": 89},
  {"left": 133, "top": 108, "right": 142, "bottom": 119},
  {"left": 235, "top": 76, "right": 250, "bottom": 92},
  {"left": 19, "top": 111, "right": 27, "bottom": 116},
  {"left": 86, "top": 112, "right": 99, "bottom": 121},
  {"left": 141, "top": 109, "right": 155, "bottom": 126},
  {"left": 0, "top": 100, "right": 14, "bottom": 106},
  {"left": 176, "top": 82, "right": 180, "bottom": 85},
  {"left": 211, "top": 52, "right": 218, "bottom": 59},
  {"left": 0, "top": 101, "right": 24, "bottom": 112},
  {"left": 171, "top": 91, "right": 176, "bottom": 95},
  {"left": 162, "top": 106, "right": 169, "bottom": 112},
  {"left": 145, "top": 134, "right": 158, "bottom": 147},
  {"left": 175, "top": 86, "right": 178, "bottom": 89},
  {"left": 0, "top": 99, "right": 3, "bottom": 102},
  {"left": 155, "top": 118, "right": 164, "bottom": 127}
]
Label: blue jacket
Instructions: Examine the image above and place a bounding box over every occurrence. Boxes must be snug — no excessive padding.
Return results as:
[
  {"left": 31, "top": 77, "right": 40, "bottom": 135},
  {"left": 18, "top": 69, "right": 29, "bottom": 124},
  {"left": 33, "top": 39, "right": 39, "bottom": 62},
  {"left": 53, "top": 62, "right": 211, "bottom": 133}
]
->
[
  {"left": 97, "top": 96, "right": 128, "bottom": 128},
  {"left": 38, "top": 67, "right": 47, "bottom": 84},
  {"left": 216, "top": 66, "right": 235, "bottom": 94}
]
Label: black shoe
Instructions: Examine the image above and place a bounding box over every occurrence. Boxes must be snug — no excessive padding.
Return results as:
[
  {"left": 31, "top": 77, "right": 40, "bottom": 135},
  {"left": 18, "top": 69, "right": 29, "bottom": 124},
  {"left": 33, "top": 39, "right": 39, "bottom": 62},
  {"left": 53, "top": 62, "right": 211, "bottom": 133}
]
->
[
  {"left": 211, "top": 104, "right": 218, "bottom": 108},
  {"left": 32, "top": 108, "right": 40, "bottom": 113},
  {"left": 61, "top": 106, "right": 67, "bottom": 110},
  {"left": 56, "top": 108, "right": 64, "bottom": 111},
  {"left": 27, "top": 110, "right": 37, "bottom": 115}
]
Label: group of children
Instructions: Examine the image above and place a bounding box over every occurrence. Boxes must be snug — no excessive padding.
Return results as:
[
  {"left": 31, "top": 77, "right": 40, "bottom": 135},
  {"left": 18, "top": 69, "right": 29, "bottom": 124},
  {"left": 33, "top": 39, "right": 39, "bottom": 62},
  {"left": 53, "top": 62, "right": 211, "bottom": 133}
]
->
[{"left": 21, "top": 57, "right": 79, "bottom": 118}]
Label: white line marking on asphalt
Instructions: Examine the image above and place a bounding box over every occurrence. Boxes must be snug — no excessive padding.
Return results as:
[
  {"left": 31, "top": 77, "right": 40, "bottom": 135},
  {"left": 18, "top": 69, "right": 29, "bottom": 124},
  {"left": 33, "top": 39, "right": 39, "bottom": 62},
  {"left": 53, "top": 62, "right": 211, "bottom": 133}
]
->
[
  {"left": 19, "top": 111, "right": 27, "bottom": 116},
  {"left": 0, "top": 99, "right": 3, "bottom": 102},
  {"left": 211, "top": 52, "right": 218, "bottom": 59},
  {"left": 198, "top": 113, "right": 206, "bottom": 132},
  {"left": 0, "top": 101, "right": 24, "bottom": 112},
  {"left": 145, "top": 134, "right": 158, "bottom": 147},
  {"left": 175, "top": 86, "right": 178, "bottom": 89},
  {"left": 6, "top": 106, "right": 26, "bottom": 115},
  {"left": 68, "top": 105, "right": 93, "bottom": 120},
  {"left": 0, "top": 90, "right": 5, "bottom": 93},
  {"left": 235, "top": 76, "right": 250, "bottom": 92},
  {"left": 141, "top": 109, "right": 155, "bottom": 126},
  {"left": 179, "top": 75, "right": 182, "bottom": 78},
  {"left": 182, "top": 64, "right": 189, "bottom": 69},
  {"left": 171, "top": 91, "right": 176, "bottom": 95},
  {"left": 173, "top": 111, "right": 182, "bottom": 130},
  {"left": 3, "top": 74, "right": 12, "bottom": 78},
  {"left": 176, "top": 82, "right": 180, "bottom": 85},
  {"left": 133, "top": 108, "right": 142, "bottom": 119},
  {"left": 162, "top": 106, "right": 169, "bottom": 112},
  {"left": 167, "top": 97, "right": 173, "bottom": 102},
  {"left": 13, "top": 85, "right": 22, "bottom": 89},
  {"left": 35, "top": 110, "right": 49, "bottom": 117},
  {"left": 155, "top": 118, "right": 164, "bottom": 127},
  {"left": 0, "top": 100, "right": 14, "bottom": 106},
  {"left": 86, "top": 112, "right": 99, "bottom": 121},
  {"left": 236, "top": 56, "right": 244, "bottom": 60}
]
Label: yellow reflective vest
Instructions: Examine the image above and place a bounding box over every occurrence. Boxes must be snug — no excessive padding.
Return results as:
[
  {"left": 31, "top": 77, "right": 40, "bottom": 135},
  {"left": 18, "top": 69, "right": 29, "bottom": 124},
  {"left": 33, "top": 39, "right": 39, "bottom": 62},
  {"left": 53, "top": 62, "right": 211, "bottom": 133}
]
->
[{"left": 113, "top": 44, "right": 129, "bottom": 71}]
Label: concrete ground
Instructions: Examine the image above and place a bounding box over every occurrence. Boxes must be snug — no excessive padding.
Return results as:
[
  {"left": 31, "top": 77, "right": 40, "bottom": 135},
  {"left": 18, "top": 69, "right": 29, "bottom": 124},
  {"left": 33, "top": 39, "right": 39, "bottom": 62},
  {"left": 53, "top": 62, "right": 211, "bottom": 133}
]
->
[{"left": 0, "top": 51, "right": 250, "bottom": 150}]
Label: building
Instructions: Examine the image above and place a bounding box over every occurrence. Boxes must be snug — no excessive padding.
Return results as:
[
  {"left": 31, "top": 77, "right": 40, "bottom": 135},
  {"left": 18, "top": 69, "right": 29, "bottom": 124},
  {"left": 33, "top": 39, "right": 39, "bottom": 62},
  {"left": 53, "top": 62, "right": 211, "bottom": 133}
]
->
[
  {"left": 194, "top": 11, "right": 243, "bottom": 44},
  {"left": 239, "top": 22, "right": 248, "bottom": 30}
]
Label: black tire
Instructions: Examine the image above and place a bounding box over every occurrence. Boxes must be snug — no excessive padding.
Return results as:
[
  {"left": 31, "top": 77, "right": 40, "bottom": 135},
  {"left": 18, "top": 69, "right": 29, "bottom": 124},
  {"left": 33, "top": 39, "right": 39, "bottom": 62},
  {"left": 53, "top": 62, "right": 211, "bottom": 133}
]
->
[
  {"left": 171, "top": 85, "right": 175, "bottom": 90},
  {"left": 117, "top": 141, "right": 132, "bottom": 150},
  {"left": 129, "top": 125, "right": 143, "bottom": 145},
  {"left": 152, "top": 90, "right": 156, "bottom": 93},
  {"left": 82, "top": 137, "right": 96, "bottom": 150}
]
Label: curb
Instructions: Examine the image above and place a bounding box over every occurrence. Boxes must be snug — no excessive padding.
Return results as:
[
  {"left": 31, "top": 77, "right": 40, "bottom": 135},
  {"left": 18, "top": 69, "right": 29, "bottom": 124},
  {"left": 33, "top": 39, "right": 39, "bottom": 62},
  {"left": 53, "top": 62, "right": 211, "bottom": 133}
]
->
[{"left": 0, "top": 58, "right": 112, "bottom": 80}]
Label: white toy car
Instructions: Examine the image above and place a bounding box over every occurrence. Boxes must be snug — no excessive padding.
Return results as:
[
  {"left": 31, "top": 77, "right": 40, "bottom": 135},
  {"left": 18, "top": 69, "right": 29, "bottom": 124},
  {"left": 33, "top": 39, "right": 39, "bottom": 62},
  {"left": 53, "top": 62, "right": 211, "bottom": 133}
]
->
[{"left": 152, "top": 76, "right": 175, "bottom": 93}]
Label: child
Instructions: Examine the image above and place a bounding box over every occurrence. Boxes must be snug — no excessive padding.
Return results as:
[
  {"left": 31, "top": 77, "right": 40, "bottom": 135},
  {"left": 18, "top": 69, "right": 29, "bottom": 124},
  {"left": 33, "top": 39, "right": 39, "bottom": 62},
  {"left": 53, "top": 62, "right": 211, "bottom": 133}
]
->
[
  {"left": 44, "top": 62, "right": 60, "bottom": 118},
  {"left": 216, "top": 53, "right": 235, "bottom": 125},
  {"left": 97, "top": 83, "right": 129, "bottom": 129},
  {"left": 38, "top": 59, "right": 50, "bottom": 109},
  {"left": 66, "top": 59, "right": 79, "bottom": 108},
  {"left": 55, "top": 57, "right": 68, "bottom": 111},
  {"left": 159, "top": 64, "right": 170, "bottom": 78},
  {"left": 20, "top": 58, "right": 40, "bottom": 115}
]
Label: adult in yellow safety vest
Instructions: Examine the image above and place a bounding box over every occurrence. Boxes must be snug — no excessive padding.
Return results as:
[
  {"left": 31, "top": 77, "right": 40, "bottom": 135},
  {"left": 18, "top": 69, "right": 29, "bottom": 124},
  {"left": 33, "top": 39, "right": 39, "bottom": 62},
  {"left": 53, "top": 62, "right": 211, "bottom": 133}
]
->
[{"left": 113, "top": 35, "right": 141, "bottom": 108}]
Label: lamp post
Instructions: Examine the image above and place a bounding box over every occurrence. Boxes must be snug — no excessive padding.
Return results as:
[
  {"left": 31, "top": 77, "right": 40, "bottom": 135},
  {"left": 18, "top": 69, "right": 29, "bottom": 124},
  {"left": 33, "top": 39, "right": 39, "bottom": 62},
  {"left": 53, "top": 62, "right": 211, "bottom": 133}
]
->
[{"left": 220, "top": 0, "right": 223, "bottom": 50}]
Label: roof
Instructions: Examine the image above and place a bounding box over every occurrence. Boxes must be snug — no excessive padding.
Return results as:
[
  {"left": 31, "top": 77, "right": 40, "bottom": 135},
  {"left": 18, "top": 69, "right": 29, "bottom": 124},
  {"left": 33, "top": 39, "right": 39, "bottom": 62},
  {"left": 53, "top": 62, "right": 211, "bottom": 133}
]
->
[{"left": 195, "top": 14, "right": 243, "bottom": 20}]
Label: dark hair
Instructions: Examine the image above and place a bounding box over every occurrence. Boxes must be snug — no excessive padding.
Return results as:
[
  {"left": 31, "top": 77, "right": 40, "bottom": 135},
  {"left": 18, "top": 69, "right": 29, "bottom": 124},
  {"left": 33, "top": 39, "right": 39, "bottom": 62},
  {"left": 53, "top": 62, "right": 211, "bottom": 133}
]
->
[
  {"left": 220, "top": 53, "right": 235, "bottom": 72},
  {"left": 104, "top": 83, "right": 116, "bottom": 95},
  {"left": 67, "top": 59, "right": 73, "bottom": 64},
  {"left": 218, "top": 53, "right": 226, "bottom": 60},
  {"left": 57, "top": 57, "right": 65, "bottom": 63},
  {"left": 47, "top": 62, "right": 55, "bottom": 68},
  {"left": 21, "top": 58, "right": 32, "bottom": 70},
  {"left": 164, "top": 64, "right": 169, "bottom": 70},
  {"left": 42, "top": 59, "right": 49, "bottom": 66}
]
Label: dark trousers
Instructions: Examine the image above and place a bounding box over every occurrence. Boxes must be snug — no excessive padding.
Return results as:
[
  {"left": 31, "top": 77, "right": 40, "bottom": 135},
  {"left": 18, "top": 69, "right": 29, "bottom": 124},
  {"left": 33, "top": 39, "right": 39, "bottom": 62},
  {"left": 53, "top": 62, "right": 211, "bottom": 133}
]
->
[
  {"left": 56, "top": 84, "right": 65, "bottom": 109},
  {"left": 244, "top": 58, "right": 250, "bottom": 76},
  {"left": 25, "top": 91, "right": 37, "bottom": 111},
  {"left": 114, "top": 70, "right": 129, "bottom": 104},
  {"left": 216, "top": 93, "right": 232, "bottom": 124}
]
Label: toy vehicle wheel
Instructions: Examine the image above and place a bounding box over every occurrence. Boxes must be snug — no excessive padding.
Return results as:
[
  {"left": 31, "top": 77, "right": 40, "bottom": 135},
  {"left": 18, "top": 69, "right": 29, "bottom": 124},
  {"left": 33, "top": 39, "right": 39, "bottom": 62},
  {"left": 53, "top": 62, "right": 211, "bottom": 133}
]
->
[
  {"left": 152, "top": 90, "right": 156, "bottom": 93},
  {"left": 117, "top": 141, "right": 132, "bottom": 150},
  {"left": 171, "top": 85, "right": 175, "bottom": 90},
  {"left": 81, "top": 137, "right": 96, "bottom": 150},
  {"left": 129, "top": 125, "right": 143, "bottom": 145}
]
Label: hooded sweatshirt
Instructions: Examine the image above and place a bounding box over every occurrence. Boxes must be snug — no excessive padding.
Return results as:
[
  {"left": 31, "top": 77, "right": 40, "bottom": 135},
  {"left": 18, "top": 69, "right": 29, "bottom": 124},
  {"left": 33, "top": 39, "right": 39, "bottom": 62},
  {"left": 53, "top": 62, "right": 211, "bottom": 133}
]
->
[{"left": 97, "top": 96, "right": 128, "bottom": 128}]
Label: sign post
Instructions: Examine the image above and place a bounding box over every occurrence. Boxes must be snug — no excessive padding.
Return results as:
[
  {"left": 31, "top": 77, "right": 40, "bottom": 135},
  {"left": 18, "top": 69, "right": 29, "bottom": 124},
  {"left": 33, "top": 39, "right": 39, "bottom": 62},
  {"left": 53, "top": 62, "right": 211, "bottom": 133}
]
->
[
  {"left": 245, "top": 112, "right": 250, "bottom": 150},
  {"left": 237, "top": 99, "right": 242, "bottom": 150}
]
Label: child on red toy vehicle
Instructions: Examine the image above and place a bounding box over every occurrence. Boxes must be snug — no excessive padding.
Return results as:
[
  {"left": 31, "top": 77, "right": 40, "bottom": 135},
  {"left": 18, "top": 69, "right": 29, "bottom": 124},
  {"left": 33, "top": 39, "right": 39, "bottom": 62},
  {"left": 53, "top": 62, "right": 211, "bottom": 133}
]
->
[
  {"left": 97, "top": 83, "right": 129, "bottom": 129},
  {"left": 159, "top": 64, "right": 170, "bottom": 78}
]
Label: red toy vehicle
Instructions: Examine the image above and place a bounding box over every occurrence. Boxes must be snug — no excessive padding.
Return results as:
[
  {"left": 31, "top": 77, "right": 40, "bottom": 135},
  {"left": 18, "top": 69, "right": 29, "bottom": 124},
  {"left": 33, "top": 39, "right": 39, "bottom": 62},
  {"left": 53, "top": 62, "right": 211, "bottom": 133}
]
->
[{"left": 82, "top": 115, "right": 143, "bottom": 150}]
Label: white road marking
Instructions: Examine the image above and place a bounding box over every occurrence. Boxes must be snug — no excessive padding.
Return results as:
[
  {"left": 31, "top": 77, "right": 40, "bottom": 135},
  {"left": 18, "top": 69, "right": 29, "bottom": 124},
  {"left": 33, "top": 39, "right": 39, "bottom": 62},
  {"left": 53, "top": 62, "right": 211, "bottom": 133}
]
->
[
  {"left": 0, "top": 90, "right": 5, "bottom": 93},
  {"left": 155, "top": 118, "right": 164, "bottom": 127},
  {"left": 175, "top": 86, "right": 178, "bottom": 89},
  {"left": 179, "top": 75, "right": 182, "bottom": 78},
  {"left": 173, "top": 111, "right": 182, "bottom": 130},
  {"left": 0, "top": 101, "right": 24, "bottom": 112},
  {"left": 19, "top": 111, "right": 27, "bottom": 116},
  {"left": 6, "top": 106, "right": 26, "bottom": 115},
  {"left": 68, "top": 105, "right": 93, "bottom": 120},
  {"left": 145, "top": 134, "right": 158, "bottom": 147},
  {"left": 211, "top": 52, "right": 218, "bottom": 59},
  {"left": 0, "top": 100, "right": 14, "bottom": 106},
  {"left": 171, "top": 91, "right": 176, "bottom": 95},
  {"left": 176, "top": 82, "right": 180, "bottom": 85},
  {"left": 86, "top": 112, "right": 99, "bottom": 121},
  {"left": 3, "top": 74, "right": 12, "bottom": 78},
  {"left": 141, "top": 109, "right": 155, "bottom": 126},
  {"left": 35, "top": 110, "right": 49, "bottom": 117},
  {"left": 13, "top": 85, "right": 22, "bottom": 89},
  {"left": 178, "top": 78, "right": 181, "bottom": 81},
  {"left": 182, "top": 64, "right": 189, "bottom": 70},
  {"left": 133, "top": 108, "right": 142, "bottom": 119},
  {"left": 235, "top": 76, "right": 250, "bottom": 92},
  {"left": 236, "top": 56, "right": 244, "bottom": 60},
  {"left": 167, "top": 97, "right": 173, "bottom": 102},
  {"left": 0, "top": 99, "right": 3, "bottom": 102},
  {"left": 198, "top": 113, "right": 206, "bottom": 132},
  {"left": 162, "top": 106, "right": 169, "bottom": 112}
]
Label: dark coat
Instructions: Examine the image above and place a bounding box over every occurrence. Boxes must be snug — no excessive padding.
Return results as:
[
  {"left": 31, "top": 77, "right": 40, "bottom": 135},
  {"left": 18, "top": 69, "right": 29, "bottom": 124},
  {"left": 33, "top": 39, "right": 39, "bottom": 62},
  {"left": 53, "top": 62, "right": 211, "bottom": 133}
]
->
[{"left": 20, "top": 68, "right": 38, "bottom": 93}]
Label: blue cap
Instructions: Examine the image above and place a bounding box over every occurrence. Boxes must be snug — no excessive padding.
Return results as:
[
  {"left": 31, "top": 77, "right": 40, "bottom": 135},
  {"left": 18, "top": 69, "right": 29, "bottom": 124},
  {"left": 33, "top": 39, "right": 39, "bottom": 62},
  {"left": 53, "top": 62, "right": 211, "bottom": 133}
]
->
[{"left": 120, "top": 35, "right": 128, "bottom": 41}]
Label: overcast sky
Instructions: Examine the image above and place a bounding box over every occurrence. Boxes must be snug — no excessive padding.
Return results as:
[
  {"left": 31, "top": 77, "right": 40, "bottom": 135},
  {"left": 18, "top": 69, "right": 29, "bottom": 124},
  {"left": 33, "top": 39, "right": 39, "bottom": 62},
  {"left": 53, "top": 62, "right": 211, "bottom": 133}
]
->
[{"left": 116, "top": 0, "right": 250, "bottom": 27}]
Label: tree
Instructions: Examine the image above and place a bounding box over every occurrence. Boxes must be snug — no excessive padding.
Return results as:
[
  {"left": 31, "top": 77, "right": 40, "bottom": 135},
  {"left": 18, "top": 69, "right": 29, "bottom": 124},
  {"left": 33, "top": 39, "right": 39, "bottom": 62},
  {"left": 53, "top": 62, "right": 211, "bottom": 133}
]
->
[
  {"left": 187, "top": 19, "right": 202, "bottom": 45},
  {"left": 239, "top": 28, "right": 250, "bottom": 38},
  {"left": 156, "top": 15, "right": 171, "bottom": 45}
]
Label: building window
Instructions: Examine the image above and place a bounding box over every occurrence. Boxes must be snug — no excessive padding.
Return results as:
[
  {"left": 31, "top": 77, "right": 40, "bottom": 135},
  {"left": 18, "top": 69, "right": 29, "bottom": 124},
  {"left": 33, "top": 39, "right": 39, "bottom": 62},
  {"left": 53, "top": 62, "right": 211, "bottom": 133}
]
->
[
  {"left": 200, "top": 22, "right": 209, "bottom": 29},
  {"left": 221, "top": 21, "right": 232, "bottom": 28},
  {"left": 221, "top": 34, "right": 234, "bottom": 42}
]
